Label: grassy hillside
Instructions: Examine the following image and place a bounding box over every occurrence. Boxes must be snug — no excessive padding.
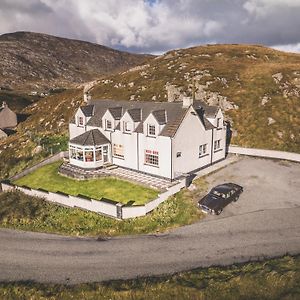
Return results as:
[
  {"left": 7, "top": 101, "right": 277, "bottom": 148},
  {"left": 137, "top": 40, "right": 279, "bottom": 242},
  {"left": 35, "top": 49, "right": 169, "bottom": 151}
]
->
[
  {"left": 1, "top": 255, "right": 299, "bottom": 299},
  {"left": 0, "top": 31, "right": 151, "bottom": 92},
  {"left": 0, "top": 44, "right": 299, "bottom": 180},
  {"left": 91, "top": 44, "right": 300, "bottom": 152}
]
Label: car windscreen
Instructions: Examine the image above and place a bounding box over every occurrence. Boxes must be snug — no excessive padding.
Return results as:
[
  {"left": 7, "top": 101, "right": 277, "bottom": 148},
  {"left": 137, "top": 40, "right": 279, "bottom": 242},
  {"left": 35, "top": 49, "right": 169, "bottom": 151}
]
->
[{"left": 212, "top": 190, "right": 229, "bottom": 198}]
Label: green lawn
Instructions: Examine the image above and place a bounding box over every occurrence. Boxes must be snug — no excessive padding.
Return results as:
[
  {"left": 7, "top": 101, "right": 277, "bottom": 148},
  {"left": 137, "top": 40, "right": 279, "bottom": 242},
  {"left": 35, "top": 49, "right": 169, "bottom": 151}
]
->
[
  {"left": 13, "top": 161, "right": 158, "bottom": 205},
  {"left": 0, "top": 255, "right": 299, "bottom": 299}
]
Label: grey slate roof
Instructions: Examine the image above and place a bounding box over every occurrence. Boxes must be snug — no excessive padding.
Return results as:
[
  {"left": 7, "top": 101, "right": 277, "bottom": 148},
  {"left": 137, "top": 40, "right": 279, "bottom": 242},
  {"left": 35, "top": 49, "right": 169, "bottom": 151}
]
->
[
  {"left": 127, "top": 108, "right": 142, "bottom": 122},
  {"left": 108, "top": 107, "right": 123, "bottom": 120},
  {"left": 152, "top": 109, "right": 167, "bottom": 124},
  {"left": 0, "top": 105, "right": 17, "bottom": 129},
  {"left": 80, "top": 105, "right": 94, "bottom": 117},
  {"left": 69, "top": 129, "right": 109, "bottom": 146},
  {"left": 84, "top": 99, "right": 219, "bottom": 137}
]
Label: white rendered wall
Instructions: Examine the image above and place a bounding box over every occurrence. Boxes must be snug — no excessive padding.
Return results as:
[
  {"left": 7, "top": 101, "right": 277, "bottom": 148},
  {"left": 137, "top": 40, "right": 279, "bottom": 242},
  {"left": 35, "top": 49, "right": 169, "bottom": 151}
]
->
[
  {"left": 111, "top": 130, "right": 138, "bottom": 170},
  {"left": 211, "top": 110, "right": 226, "bottom": 163},
  {"left": 172, "top": 106, "right": 212, "bottom": 178},
  {"left": 138, "top": 134, "right": 172, "bottom": 179}
]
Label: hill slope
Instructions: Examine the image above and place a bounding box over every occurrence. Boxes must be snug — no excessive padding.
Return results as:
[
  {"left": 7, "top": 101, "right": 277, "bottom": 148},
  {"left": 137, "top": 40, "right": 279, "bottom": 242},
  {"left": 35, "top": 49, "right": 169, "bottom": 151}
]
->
[
  {"left": 0, "top": 31, "right": 150, "bottom": 91},
  {"left": 90, "top": 44, "right": 300, "bottom": 152},
  {"left": 0, "top": 44, "right": 299, "bottom": 179}
]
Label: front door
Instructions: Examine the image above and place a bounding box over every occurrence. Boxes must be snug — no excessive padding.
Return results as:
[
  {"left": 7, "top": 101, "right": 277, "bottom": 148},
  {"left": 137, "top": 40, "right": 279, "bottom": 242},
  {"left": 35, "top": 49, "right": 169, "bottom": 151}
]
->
[{"left": 103, "top": 145, "right": 109, "bottom": 163}]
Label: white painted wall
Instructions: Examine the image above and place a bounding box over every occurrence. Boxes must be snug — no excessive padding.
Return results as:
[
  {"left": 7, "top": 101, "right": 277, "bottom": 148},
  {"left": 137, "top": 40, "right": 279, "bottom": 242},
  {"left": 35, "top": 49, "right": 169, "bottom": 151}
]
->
[
  {"left": 111, "top": 131, "right": 138, "bottom": 170},
  {"left": 138, "top": 134, "right": 172, "bottom": 179},
  {"left": 211, "top": 110, "right": 226, "bottom": 163},
  {"left": 143, "top": 114, "right": 160, "bottom": 137},
  {"left": 69, "top": 108, "right": 88, "bottom": 139},
  {"left": 172, "top": 106, "right": 213, "bottom": 178}
]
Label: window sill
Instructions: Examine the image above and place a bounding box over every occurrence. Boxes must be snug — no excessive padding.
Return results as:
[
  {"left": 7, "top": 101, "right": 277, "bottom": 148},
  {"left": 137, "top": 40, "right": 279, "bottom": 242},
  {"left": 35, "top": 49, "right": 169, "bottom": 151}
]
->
[
  {"left": 144, "top": 163, "right": 159, "bottom": 168},
  {"left": 214, "top": 148, "right": 223, "bottom": 153},
  {"left": 199, "top": 153, "right": 209, "bottom": 159},
  {"left": 113, "top": 155, "right": 125, "bottom": 160},
  {"left": 123, "top": 131, "right": 132, "bottom": 135},
  {"left": 146, "top": 135, "right": 156, "bottom": 139}
]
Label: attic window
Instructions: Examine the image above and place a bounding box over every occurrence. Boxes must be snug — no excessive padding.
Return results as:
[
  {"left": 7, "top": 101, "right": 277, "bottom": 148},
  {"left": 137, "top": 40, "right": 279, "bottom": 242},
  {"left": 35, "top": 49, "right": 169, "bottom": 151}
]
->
[
  {"left": 217, "top": 118, "right": 221, "bottom": 128},
  {"left": 78, "top": 117, "right": 84, "bottom": 126},
  {"left": 124, "top": 121, "right": 131, "bottom": 133},
  {"left": 106, "top": 120, "right": 112, "bottom": 130},
  {"left": 148, "top": 124, "right": 156, "bottom": 136}
]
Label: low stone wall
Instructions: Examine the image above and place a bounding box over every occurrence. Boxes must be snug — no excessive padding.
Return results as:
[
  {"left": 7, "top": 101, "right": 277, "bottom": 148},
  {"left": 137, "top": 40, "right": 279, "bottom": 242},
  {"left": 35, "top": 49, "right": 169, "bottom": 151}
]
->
[
  {"left": 1, "top": 178, "right": 186, "bottom": 219},
  {"left": 10, "top": 151, "right": 69, "bottom": 181},
  {"left": 228, "top": 146, "right": 300, "bottom": 163}
]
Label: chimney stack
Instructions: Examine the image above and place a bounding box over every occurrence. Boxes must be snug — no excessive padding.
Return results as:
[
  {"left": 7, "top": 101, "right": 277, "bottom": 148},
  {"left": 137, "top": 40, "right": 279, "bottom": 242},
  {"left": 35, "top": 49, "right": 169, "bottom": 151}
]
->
[
  {"left": 83, "top": 92, "right": 92, "bottom": 104},
  {"left": 182, "top": 96, "right": 193, "bottom": 108}
]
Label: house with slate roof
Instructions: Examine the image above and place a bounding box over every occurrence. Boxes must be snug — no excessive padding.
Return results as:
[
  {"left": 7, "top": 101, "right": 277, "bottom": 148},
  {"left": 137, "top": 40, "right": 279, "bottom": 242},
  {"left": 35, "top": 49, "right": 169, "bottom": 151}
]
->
[
  {"left": 0, "top": 101, "right": 17, "bottom": 139},
  {"left": 68, "top": 96, "right": 226, "bottom": 180}
]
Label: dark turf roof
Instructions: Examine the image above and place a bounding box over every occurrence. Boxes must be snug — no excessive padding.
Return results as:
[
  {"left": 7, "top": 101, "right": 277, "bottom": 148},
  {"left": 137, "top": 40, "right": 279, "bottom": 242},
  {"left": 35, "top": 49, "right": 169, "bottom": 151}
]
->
[
  {"left": 83, "top": 99, "right": 218, "bottom": 137},
  {"left": 80, "top": 105, "right": 94, "bottom": 117},
  {"left": 69, "top": 129, "right": 109, "bottom": 146}
]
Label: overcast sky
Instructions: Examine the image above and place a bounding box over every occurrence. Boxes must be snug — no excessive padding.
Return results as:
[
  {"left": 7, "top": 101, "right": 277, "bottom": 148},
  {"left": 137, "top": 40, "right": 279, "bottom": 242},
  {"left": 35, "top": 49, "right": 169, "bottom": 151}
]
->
[{"left": 0, "top": 0, "right": 300, "bottom": 54}]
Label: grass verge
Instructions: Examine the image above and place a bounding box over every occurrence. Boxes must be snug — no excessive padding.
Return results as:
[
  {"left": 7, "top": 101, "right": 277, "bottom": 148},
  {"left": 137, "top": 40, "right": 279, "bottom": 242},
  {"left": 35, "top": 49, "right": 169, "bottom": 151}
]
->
[
  {"left": 0, "top": 177, "right": 205, "bottom": 236},
  {"left": 0, "top": 255, "right": 299, "bottom": 299},
  {"left": 13, "top": 161, "right": 159, "bottom": 205}
]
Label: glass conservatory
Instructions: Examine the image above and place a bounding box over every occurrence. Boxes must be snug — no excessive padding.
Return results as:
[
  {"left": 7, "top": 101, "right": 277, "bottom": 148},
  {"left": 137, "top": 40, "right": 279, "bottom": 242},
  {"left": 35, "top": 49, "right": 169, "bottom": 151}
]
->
[{"left": 69, "top": 129, "right": 111, "bottom": 169}]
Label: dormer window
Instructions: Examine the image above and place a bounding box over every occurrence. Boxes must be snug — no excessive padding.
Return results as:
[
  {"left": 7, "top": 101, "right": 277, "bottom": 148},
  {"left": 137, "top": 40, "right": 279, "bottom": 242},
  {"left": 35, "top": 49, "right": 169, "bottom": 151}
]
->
[
  {"left": 124, "top": 121, "right": 131, "bottom": 133},
  {"left": 217, "top": 118, "right": 221, "bottom": 128},
  {"left": 148, "top": 124, "right": 156, "bottom": 136},
  {"left": 106, "top": 120, "right": 112, "bottom": 130},
  {"left": 78, "top": 116, "right": 84, "bottom": 126}
]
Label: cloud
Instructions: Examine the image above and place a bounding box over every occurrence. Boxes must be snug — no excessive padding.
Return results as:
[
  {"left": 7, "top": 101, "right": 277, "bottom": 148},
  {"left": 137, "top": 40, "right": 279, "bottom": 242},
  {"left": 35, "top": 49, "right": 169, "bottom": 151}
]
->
[{"left": 0, "top": 0, "right": 299, "bottom": 54}]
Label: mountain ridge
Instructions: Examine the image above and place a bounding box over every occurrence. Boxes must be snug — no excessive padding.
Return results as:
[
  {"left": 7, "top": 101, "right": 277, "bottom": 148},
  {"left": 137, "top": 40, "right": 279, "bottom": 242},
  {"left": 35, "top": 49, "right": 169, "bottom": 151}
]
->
[{"left": 0, "top": 31, "right": 151, "bottom": 91}]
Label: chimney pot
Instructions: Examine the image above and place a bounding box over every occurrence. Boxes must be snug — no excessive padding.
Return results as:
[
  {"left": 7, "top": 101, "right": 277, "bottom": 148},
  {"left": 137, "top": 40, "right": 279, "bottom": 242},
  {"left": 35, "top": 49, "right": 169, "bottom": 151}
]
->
[{"left": 182, "top": 96, "right": 193, "bottom": 108}]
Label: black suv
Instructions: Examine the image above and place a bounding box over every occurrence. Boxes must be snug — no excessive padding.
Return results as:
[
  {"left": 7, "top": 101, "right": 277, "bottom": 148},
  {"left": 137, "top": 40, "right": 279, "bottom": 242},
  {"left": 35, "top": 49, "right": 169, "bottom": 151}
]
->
[{"left": 198, "top": 183, "right": 243, "bottom": 215}]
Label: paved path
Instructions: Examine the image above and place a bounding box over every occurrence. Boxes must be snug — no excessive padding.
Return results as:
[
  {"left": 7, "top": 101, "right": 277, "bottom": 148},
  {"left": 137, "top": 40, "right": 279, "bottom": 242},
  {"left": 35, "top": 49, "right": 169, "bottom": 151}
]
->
[{"left": 0, "top": 157, "right": 299, "bottom": 284}]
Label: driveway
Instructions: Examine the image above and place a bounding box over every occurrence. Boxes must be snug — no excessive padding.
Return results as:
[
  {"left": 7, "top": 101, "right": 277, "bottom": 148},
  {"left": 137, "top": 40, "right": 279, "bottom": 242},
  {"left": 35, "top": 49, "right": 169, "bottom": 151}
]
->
[
  {"left": 0, "top": 157, "right": 300, "bottom": 284},
  {"left": 203, "top": 157, "right": 300, "bottom": 218}
]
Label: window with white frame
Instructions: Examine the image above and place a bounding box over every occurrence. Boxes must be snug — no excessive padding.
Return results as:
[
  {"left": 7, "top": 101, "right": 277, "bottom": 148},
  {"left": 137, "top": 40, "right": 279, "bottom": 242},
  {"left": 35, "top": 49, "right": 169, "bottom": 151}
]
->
[
  {"left": 113, "top": 144, "right": 124, "bottom": 158},
  {"left": 124, "top": 121, "right": 131, "bottom": 133},
  {"left": 199, "top": 144, "right": 207, "bottom": 157},
  {"left": 214, "top": 139, "right": 221, "bottom": 151},
  {"left": 216, "top": 117, "right": 221, "bottom": 128},
  {"left": 106, "top": 119, "right": 112, "bottom": 130},
  {"left": 145, "top": 150, "right": 159, "bottom": 166},
  {"left": 78, "top": 116, "right": 84, "bottom": 126},
  {"left": 148, "top": 124, "right": 156, "bottom": 136}
]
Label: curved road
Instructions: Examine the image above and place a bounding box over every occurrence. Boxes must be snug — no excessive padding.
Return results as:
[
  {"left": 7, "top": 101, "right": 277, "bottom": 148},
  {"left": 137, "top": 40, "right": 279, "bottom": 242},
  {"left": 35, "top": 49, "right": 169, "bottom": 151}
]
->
[
  {"left": 1, "top": 157, "right": 300, "bottom": 284},
  {"left": 1, "top": 208, "right": 300, "bottom": 284}
]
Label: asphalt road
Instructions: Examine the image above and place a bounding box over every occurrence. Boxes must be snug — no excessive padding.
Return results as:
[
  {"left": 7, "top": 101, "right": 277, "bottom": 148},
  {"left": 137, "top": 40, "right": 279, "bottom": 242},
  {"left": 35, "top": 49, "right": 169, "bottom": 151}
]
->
[{"left": 0, "top": 157, "right": 300, "bottom": 284}]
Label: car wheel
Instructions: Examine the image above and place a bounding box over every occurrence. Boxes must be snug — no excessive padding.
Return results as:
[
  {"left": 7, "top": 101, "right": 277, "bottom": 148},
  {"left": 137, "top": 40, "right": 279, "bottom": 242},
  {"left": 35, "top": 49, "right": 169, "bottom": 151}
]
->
[
  {"left": 215, "top": 209, "right": 223, "bottom": 215},
  {"left": 233, "top": 196, "right": 239, "bottom": 202}
]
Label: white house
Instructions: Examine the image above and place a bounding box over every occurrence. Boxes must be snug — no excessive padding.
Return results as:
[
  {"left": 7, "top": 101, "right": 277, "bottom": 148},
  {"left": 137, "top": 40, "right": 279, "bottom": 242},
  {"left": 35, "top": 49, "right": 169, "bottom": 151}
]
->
[{"left": 68, "top": 96, "right": 227, "bottom": 180}]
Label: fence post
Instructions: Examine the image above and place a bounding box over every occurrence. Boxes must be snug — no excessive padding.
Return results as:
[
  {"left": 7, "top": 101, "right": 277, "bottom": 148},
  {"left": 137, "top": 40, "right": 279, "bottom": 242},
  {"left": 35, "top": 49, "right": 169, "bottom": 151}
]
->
[{"left": 116, "top": 203, "right": 123, "bottom": 219}]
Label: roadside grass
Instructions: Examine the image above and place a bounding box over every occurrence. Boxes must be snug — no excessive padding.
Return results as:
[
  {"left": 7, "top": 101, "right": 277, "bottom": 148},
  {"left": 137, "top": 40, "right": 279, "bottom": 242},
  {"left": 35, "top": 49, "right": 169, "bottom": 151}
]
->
[
  {"left": 0, "top": 177, "right": 205, "bottom": 236},
  {"left": 13, "top": 161, "right": 159, "bottom": 205},
  {"left": 0, "top": 256, "right": 299, "bottom": 299}
]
